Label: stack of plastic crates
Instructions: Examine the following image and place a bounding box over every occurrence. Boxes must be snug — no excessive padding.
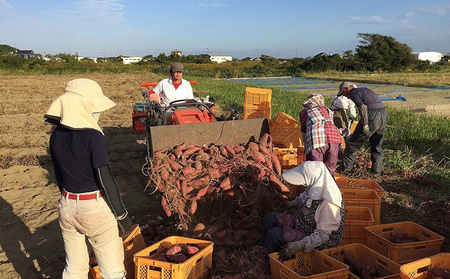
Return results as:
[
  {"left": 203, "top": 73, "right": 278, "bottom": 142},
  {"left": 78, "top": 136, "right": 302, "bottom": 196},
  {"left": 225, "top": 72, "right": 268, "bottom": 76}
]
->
[
  {"left": 269, "top": 249, "right": 349, "bottom": 279},
  {"left": 340, "top": 188, "right": 381, "bottom": 225},
  {"left": 88, "top": 224, "right": 146, "bottom": 279},
  {"left": 341, "top": 206, "right": 375, "bottom": 245},
  {"left": 364, "top": 221, "right": 444, "bottom": 264},
  {"left": 133, "top": 236, "right": 213, "bottom": 279},
  {"left": 243, "top": 87, "right": 272, "bottom": 120}
]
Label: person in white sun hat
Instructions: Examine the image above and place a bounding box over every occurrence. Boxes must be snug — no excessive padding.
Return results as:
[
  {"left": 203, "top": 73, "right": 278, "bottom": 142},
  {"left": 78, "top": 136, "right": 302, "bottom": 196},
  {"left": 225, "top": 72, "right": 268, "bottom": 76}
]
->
[
  {"left": 261, "top": 161, "right": 345, "bottom": 260},
  {"left": 45, "top": 78, "right": 132, "bottom": 279}
]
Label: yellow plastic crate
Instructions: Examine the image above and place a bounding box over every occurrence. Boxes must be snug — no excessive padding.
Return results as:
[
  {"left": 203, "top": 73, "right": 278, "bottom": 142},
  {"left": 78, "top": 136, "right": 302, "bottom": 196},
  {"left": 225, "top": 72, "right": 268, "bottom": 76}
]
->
[
  {"left": 89, "top": 224, "right": 146, "bottom": 279},
  {"left": 133, "top": 236, "right": 213, "bottom": 279},
  {"left": 271, "top": 126, "right": 303, "bottom": 148},
  {"left": 400, "top": 253, "right": 450, "bottom": 279},
  {"left": 243, "top": 87, "right": 272, "bottom": 120},
  {"left": 273, "top": 112, "right": 298, "bottom": 128},
  {"left": 335, "top": 177, "right": 384, "bottom": 199},
  {"left": 341, "top": 206, "right": 375, "bottom": 245},
  {"left": 364, "top": 222, "right": 444, "bottom": 264},
  {"left": 269, "top": 249, "right": 349, "bottom": 279},
  {"left": 321, "top": 243, "right": 401, "bottom": 279},
  {"left": 340, "top": 188, "right": 381, "bottom": 225}
]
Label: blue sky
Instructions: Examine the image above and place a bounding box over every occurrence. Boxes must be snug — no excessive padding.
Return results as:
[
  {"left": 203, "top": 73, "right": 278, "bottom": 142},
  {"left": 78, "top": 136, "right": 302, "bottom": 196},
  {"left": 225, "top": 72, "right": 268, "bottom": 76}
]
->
[{"left": 1, "top": 0, "right": 449, "bottom": 59}]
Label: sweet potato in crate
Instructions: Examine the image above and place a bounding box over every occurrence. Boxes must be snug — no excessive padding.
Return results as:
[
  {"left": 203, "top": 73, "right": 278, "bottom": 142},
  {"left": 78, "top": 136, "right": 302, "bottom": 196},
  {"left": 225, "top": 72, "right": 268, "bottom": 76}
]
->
[
  {"left": 335, "top": 176, "right": 384, "bottom": 200},
  {"left": 133, "top": 236, "right": 213, "bottom": 279},
  {"left": 340, "top": 188, "right": 381, "bottom": 225},
  {"left": 243, "top": 87, "right": 272, "bottom": 120},
  {"left": 364, "top": 222, "right": 444, "bottom": 264},
  {"left": 400, "top": 253, "right": 450, "bottom": 279},
  {"left": 88, "top": 224, "right": 146, "bottom": 279},
  {"left": 341, "top": 206, "right": 375, "bottom": 246},
  {"left": 269, "top": 249, "right": 349, "bottom": 279},
  {"left": 321, "top": 243, "right": 401, "bottom": 279}
]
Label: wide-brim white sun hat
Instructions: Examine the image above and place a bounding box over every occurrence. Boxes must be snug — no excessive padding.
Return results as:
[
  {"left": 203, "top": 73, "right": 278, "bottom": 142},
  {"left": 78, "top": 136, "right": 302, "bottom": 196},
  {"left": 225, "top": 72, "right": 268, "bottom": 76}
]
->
[{"left": 45, "top": 78, "right": 116, "bottom": 134}]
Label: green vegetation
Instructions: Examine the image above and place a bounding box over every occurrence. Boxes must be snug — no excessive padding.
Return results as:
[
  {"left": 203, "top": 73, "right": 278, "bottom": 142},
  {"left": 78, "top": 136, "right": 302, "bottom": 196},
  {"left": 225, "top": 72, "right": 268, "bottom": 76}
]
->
[
  {"left": 1, "top": 33, "right": 448, "bottom": 76},
  {"left": 192, "top": 77, "right": 450, "bottom": 200}
]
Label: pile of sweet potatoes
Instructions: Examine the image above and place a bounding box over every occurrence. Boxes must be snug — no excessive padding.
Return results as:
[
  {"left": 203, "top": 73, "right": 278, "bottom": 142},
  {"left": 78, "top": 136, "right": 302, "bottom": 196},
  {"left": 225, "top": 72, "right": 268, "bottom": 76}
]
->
[
  {"left": 390, "top": 233, "right": 419, "bottom": 244},
  {"left": 143, "top": 133, "right": 290, "bottom": 230},
  {"left": 150, "top": 243, "right": 202, "bottom": 264}
]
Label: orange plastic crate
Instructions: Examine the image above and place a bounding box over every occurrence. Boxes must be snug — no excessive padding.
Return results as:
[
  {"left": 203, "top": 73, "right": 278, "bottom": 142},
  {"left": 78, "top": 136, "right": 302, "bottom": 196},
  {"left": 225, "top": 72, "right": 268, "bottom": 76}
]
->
[
  {"left": 321, "top": 243, "right": 401, "bottom": 279},
  {"left": 269, "top": 249, "right": 349, "bottom": 279},
  {"left": 89, "top": 224, "right": 146, "bottom": 279},
  {"left": 335, "top": 177, "right": 384, "bottom": 199},
  {"left": 340, "top": 188, "right": 381, "bottom": 225},
  {"left": 243, "top": 87, "right": 272, "bottom": 120},
  {"left": 133, "top": 236, "right": 213, "bottom": 279},
  {"left": 341, "top": 206, "right": 375, "bottom": 245},
  {"left": 400, "top": 253, "right": 450, "bottom": 279},
  {"left": 364, "top": 222, "right": 444, "bottom": 264},
  {"left": 271, "top": 126, "right": 303, "bottom": 148}
]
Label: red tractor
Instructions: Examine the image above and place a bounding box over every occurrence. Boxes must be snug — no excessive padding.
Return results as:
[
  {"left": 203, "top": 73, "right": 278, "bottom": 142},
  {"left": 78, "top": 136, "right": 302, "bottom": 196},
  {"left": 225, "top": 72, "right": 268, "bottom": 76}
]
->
[{"left": 132, "top": 81, "right": 269, "bottom": 158}]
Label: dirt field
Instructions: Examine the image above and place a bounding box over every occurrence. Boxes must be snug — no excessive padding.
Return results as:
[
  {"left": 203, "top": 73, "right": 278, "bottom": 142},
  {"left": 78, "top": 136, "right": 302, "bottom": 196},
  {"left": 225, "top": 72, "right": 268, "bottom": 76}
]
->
[{"left": 0, "top": 73, "right": 448, "bottom": 278}]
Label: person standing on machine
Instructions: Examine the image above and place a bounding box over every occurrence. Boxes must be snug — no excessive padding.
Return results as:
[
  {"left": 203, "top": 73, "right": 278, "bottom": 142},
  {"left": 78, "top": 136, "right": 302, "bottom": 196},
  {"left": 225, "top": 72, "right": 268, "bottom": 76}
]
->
[{"left": 45, "top": 78, "right": 132, "bottom": 279}]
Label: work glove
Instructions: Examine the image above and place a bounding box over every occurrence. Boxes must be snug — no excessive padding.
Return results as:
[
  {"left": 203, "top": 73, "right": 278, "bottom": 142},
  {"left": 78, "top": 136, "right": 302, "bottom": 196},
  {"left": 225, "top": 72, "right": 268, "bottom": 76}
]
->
[
  {"left": 363, "top": 124, "right": 371, "bottom": 136},
  {"left": 117, "top": 214, "right": 133, "bottom": 238},
  {"left": 284, "top": 200, "right": 298, "bottom": 209},
  {"left": 278, "top": 240, "right": 305, "bottom": 261}
]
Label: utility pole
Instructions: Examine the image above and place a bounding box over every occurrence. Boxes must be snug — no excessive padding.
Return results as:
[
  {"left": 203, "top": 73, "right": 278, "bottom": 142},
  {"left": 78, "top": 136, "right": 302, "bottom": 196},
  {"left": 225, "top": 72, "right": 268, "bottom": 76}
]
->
[
  {"left": 206, "top": 48, "right": 209, "bottom": 55},
  {"left": 296, "top": 49, "right": 297, "bottom": 58},
  {"left": 427, "top": 40, "right": 430, "bottom": 52}
]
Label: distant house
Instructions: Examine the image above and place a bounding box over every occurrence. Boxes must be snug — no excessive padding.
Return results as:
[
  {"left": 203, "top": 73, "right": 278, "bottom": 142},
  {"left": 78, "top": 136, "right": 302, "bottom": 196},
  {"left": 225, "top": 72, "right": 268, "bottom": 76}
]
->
[
  {"left": 16, "top": 50, "right": 35, "bottom": 59},
  {"left": 210, "top": 55, "right": 233, "bottom": 63},
  {"left": 122, "top": 56, "right": 142, "bottom": 65},
  {"left": 412, "top": 51, "right": 444, "bottom": 64},
  {"left": 172, "top": 49, "right": 183, "bottom": 56}
]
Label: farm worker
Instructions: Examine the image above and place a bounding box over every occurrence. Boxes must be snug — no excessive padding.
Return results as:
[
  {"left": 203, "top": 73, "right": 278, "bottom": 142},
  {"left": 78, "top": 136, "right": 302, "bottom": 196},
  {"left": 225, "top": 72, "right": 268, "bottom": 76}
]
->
[
  {"left": 45, "top": 78, "right": 132, "bottom": 279},
  {"left": 330, "top": 93, "right": 357, "bottom": 129},
  {"left": 299, "top": 93, "right": 342, "bottom": 175},
  {"left": 149, "top": 61, "right": 194, "bottom": 123},
  {"left": 261, "top": 161, "right": 345, "bottom": 260},
  {"left": 337, "top": 81, "right": 388, "bottom": 174}
]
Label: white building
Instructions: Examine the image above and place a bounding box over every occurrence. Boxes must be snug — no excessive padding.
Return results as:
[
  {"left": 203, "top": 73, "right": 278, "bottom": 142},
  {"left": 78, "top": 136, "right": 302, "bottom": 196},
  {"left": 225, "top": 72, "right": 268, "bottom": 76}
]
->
[
  {"left": 413, "top": 52, "right": 443, "bottom": 63},
  {"left": 122, "top": 56, "right": 142, "bottom": 65},
  {"left": 210, "top": 55, "right": 233, "bottom": 63}
]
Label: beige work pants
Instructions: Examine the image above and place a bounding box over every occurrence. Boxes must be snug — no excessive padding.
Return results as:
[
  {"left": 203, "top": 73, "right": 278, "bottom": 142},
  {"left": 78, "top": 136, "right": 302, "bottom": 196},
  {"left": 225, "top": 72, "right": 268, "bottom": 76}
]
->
[{"left": 58, "top": 191, "right": 125, "bottom": 279}]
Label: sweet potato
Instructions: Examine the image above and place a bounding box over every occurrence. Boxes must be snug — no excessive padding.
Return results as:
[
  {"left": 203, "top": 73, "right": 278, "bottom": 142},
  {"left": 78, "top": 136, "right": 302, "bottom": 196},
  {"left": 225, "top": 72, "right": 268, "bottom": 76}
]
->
[
  {"left": 225, "top": 189, "right": 236, "bottom": 197},
  {"left": 205, "top": 223, "right": 226, "bottom": 236},
  {"left": 167, "top": 159, "right": 182, "bottom": 171},
  {"left": 220, "top": 145, "right": 228, "bottom": 157},
  {"left": 224, "top": 144, "right": 236, "bottom": 156},
  {"left": 182, "top": 166, "right": 197, "bottom": 176},
  {"left": 209, "top": 168, "right": 221, "bottom": 179},
  {"left": 430, "top": 268, "right": 450, "bottom": 279},
  {"left": 160, "top": 167, "right": 170, "bottom": 181},
  {"left": 259, "top": 144, "right": 271, "bottom": 156},
  {"left": 166, "top": 253, "right": 188, "bottom": 263},
  {"left": 264, "top": 156, "right": 273, "bottom": 171},
  {"left": 248, "top": 142, "right": 259, "bottom": 152},
  {"left": 269, "top": 175, "right": 291, "bottom": 193},
  {"left": 219, "top": 176, "right": 232, "bottom": 190},
  {"left": 161, "top": 196, "right": 171, "bottom": 217},
  {"left": 189, "top": 200, "right": 197, "bottom": 215},
  {"left": 234, "top": 146, "right": 246, "bottom": 154},
  {"left": 216, "top": 249, "right": 229, "bottom": 265},
  {"left": 165, "top": 244, "right": 182, "bottom": 256},
  {"left": 250, "top": 148, "right": 265, "bottom": 163},
  {"left": 172, "top": 143, "right": 188, "bottom": 158},
  {"left": 270, "top": 152, "right": 282, "bottom": 175},
  {"left": 182, "top": 146, "right": 201, "bottom": 158},
  {"left": 195, "top": 185, "right": 210, "bottom": 200},
  {"left": 195, "top": 161, "right": 203, "bottom": 171},
  {"left": 186, "top": 245, "right": 200, "bottom": 255}
]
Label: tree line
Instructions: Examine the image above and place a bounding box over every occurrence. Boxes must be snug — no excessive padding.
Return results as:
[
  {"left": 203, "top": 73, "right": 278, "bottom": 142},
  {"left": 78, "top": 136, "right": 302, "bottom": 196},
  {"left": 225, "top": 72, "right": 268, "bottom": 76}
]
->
[{"left": 0, "top": 33, "right": 442, "bottom": 76}]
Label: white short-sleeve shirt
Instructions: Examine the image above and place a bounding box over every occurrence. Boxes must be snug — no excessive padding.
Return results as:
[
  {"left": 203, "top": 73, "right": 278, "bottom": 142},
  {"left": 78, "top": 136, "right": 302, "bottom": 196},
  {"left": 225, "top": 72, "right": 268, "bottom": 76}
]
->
[{"left": 152, "top": 77, "right": 194, "bottom": 107}]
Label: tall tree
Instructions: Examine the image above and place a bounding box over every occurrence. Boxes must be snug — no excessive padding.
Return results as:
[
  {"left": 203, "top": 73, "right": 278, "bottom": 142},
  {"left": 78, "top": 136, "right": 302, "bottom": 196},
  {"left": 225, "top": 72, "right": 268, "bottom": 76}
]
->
[{"left": 355, "top": 33, "right": 415, "bottom": 72}]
